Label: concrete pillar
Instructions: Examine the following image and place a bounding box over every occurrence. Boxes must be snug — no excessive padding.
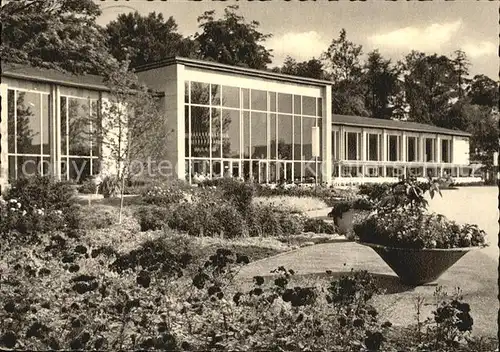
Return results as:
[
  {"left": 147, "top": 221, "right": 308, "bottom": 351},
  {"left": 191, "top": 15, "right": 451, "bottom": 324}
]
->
[
  {"left": 50, "top": 85, "right": 62, "bottom": 181},
  {"left": 0, "top": 83, "right": 8, "bottom": 191},
  {"left": 382, "top": 129, "right": 387, "bottom": 177},
  {"left": 323, "top": 85, "right": 332, "bottom": 185}
]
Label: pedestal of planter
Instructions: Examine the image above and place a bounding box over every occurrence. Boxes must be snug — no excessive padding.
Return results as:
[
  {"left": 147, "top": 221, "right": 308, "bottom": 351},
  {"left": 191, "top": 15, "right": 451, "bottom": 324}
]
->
[
  {"left": 335, "top": 209, "right": 354, "bottom": 235},
  {"left": 357, "top": 242, "right": 480, "bottom": 286}
]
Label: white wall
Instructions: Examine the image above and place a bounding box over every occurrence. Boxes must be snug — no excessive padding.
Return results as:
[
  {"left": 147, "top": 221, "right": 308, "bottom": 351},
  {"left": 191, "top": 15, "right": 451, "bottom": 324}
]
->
[{"left": 453, "top": 136, "right": 470, "bottom": 165}]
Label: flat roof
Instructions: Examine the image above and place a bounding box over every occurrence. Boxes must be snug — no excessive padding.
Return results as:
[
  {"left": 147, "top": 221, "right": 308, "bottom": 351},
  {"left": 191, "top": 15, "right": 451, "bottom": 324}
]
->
[
  {"left": 2, "top": 62, "right": 109, "bottom": 91},
  {"left": 333, "top": 114, "right": 471, "bottom": 137},
  {"left": 134, "top": 56, "right": 333, "bottom": 87}
]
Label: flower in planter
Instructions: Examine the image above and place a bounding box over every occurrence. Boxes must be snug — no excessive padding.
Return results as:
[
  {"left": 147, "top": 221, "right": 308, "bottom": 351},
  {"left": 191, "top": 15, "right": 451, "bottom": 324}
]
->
[{"left": 353, "top": 177, "right": 488, "bottom": 250}]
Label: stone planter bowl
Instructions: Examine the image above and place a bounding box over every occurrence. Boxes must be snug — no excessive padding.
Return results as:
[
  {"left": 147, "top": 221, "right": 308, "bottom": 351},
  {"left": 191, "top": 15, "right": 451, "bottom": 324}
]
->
[{"left": 357, "top": 242, "right": 482, "bottom": 286}]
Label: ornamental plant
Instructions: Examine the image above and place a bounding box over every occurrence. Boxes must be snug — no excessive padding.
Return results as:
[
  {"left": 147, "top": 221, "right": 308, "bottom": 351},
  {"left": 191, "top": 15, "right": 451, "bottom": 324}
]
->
[{"left": 353, "top": 177, "right": 488, "bottom": 249}]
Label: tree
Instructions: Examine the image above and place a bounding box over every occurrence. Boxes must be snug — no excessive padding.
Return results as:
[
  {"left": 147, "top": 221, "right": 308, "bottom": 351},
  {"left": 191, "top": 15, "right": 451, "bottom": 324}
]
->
[
  {"left": 322, "top": 29, "right": 363, "bottom": 84},
  {"left": 195, "top": 5, "right": 273, "bottom": 69},
  {"left": 452, "top": 50, "right": 470, "bottom": 99},
  {"left": 106, "top": 11, "right": 198, "bottom": 68},
  {"left": 322, "top": 29, "right": 368, "bottom": 116},
  {"left": 278, "top": 56, "right": 326, "bottom": 80},
  {"left": 467, "top": 105, "right": 499, "bottom": 169},
  {"left": 467, "top": 74, "right": 498, "bottom": 108},
  {"left": 97, "top": 61, "right": 168, "bottom": 222},
  {"left": 363, "top": 50, "right": 400, "bottom": 119},
  {"left": 401, "top": 51, "right": 458, "bottom": 125},
  {"left": 1, "top": 0, "right": 116, "bottom": 74}
]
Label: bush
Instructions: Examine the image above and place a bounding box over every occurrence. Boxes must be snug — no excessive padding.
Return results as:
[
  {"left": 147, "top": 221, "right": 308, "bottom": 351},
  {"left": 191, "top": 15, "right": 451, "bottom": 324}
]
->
[
  {"left": 0, "top": 176, "right": 80, "bottom": 241},
  {"left": 246, "top": 204, "right": 284, "bottom": 237},
  {"left": 134, "top": 205, "right": 171, "bottom": 232},
  {"left": 5, "top": 175, "right": 76, "bottom": 211},
  {"left": 141, "top": 185, "right": 185, "bottom": 207},
  {"left": 100, "top": 175, "right": 121, "bottom": 198},
  {"left": 167, "top": 201, "right": 247, "bottom": 238},
  {"left": 110, "top": 237, "right": 193, "bottom": 279},
  {"left": 303, "top": 218, "right": 337, "bottom": 234},
  {"left": 77, "top": 179, "right": 97, "bottom": 194},
  {"left": 76, "top": 206, "right": 118, "bottom": 230},
  {"left": 200, "top": 178, "right": 255, "bottom": 213}
]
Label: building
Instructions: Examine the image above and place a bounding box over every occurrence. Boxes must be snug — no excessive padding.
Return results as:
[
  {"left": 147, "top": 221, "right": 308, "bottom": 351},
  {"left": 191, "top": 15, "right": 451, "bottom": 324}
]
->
[{"left": 0, "top": 58, "right": 481, "bottom": 189}]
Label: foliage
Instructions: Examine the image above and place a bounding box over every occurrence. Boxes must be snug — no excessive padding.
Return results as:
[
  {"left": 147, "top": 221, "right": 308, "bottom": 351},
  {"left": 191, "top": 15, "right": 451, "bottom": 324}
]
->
[
  {"left": 195, "top": 5, "right": 272, "bottom": 69},
  {"left": 278, "top": 56, "right": 326, "bottom": 80},
  {"left": 134, "top": 206, "right": 169, "bottom": 232},
  {"left": 254, "top": 183, "right": 357, "bottom": 207},
  {"left": 1, "top": 0, "right": 117, "bottom": 75},
  {"left": 99, "top": 175, "right": 121, "bottom": 199},
  {"left": 302, "top": 218, "right": 337, "bottom": 234},
  {"left": 199, "top": 178, "right": 255, "bottom": 213},
  {"left": 363, "top": 50, "right": 400, "bottom": 119},
  {"left": 5, "top": 175, "right": 76, "bottom": 212},
  {"left": 322, "top": 29, "right": 369, "bottom": 117},
  {"left": 353, "top": 177, "right": 487, "bottom": 249},
  {"left": 106, "top": 11, "right": 197, "bottom": 68},
  {"left": 76, "top": 205, "right": 118, "bottom": 231},
  {"left": 354, "top": 209, "right": 487, "bottom": 249},
  {"left": 140, "top": 185, "right": 185, "bottom": 207},
  {"left": 110, "top": 237, "right": 193, "bottom": 279},
  {"left": 357, "top": 183, "right": 392, "bottom": 202},
  {"left": 77, "top": 179, "right": 98, "bottom": 194},
  {"left": 328, "top": 198, "right": 373, "bottom": 219},
  {"left": 0, "top": 176, "right": 81, "bottom": 241},
  {"left": 401, "top": 51, "right": 460, "bottom": 125}
]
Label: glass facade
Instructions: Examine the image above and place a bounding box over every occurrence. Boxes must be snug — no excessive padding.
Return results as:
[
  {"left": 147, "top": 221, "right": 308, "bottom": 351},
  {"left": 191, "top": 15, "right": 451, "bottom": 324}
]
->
[
  {"left": 60, "top": 96, "right": 99, "bottom": 182},
  {"left": 185, "top": 81, "right": 323, "bottom": 183},
  {"left": 6, "top": 88, "right": 99, "bottom": 183},
  {"left": 7, "top": 89, "right": 51, "bottom": 180}
]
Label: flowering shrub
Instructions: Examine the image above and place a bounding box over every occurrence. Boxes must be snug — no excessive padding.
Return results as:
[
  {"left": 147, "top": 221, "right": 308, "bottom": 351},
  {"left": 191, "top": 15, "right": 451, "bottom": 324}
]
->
[
  {"left": 353, "top": 177, "right": 487, "bottom": 249},
  {"left": 354, "top": 210, "right": 487, "bottom": 249},
  {"left": 0, "top": 176, "right": 81, "bottom": 241},
  {"left": 199, "top": 178, "right": 255, "bottom": 213},
  {"left": 134, "top": 205, "right": 170, "bottom": 231},
  {"left": 141, "top": 185, "right": 185, "bottom": 206}
]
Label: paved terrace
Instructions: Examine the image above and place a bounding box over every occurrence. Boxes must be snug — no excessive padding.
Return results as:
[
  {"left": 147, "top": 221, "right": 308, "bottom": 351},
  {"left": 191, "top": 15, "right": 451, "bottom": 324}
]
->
[{"left": 236, "top": 187, "right": 499, "bottom": 337}]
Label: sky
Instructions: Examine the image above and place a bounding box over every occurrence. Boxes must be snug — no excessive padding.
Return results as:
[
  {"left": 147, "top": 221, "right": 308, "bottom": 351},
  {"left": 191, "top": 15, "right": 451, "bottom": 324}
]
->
[{"left": 95, "top": 0, "right": 498, "bottom": 79}]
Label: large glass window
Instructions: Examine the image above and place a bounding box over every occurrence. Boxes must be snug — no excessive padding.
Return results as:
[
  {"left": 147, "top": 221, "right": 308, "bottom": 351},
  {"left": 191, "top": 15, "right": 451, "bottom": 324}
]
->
[
  {"left": 243, "top": 111, "right": 251, "bottom": 158},
  {"left": 60, "top": 96, "right": 98, "bottom": 182},
  {"left": 278, "top": 93, "right": 292, "bottom": 114},
  {"left": 251, "top": 89, "right": 267, "bottom": 111},
  {"left": 185, "top": 81, "right": 324, "bottom": 183},
  {"left": 441, "top": 139, "right": 451, "bottom": 163},
  {"left": 302, "top": 96, "right": 316, "bottom": 116},
  {"left": 221, "top": 86, "right": 239, "bottom": 108},
  {"left": 250, "top": 112, "right": 267, "bottom": 159},
  {"left": 190, "top": 106, "right": 210, "bottom": 157},
  {"left": 270, "top": 113, "right": 277, "bottom": 159},
  {"left": 407, "top": 136, "right": 418, "bottom": 162},
  {"left": 388, "top": 135, "right": 400, "bottom": 161},
  {"left": 8, "top": 89, "right": 51, "bottom": 179},
  {"left": 222, "top": 109, "right": 240, "bottom": 158},
  {"left": 190, "top": 82, "right": 210, "bottom": 105},
  {"left": 345, "top": 132, "right": 360, "bottom": 161},
  {"left": 211, "top": 108, "right": 221, "bottom": 158},
  {"left": 367, "top": 133, "right": 381, "bottom": 161},
  {"left": 332, "top": 130, "right": 340, "bottom": 160},
  {"left": 425, "top": 138, "right": 435, "bottom": 162},
  {"left": 278, "top": 114, "right": 293, "bottom": 160},
  {"left": 302, "top": 117, "right": 315, "bottom": 160}
]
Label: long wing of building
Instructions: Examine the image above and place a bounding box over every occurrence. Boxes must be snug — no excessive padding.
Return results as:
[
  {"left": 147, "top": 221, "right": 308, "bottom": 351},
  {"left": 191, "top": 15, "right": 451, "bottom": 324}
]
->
[{"left": 0, "top": 58, "right": 481, "bottom": 189}]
